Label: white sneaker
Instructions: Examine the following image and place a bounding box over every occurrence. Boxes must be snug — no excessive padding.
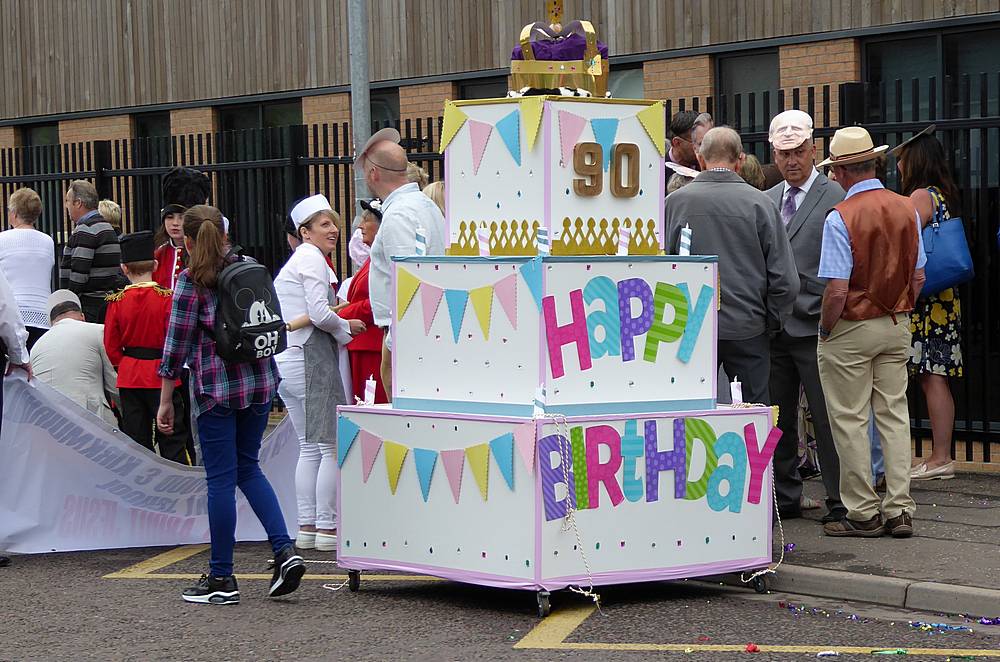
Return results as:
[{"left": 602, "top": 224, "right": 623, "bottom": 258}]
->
[
  {"left": 295, "top": 530, "right": 316, "bottom": 550},
  {"left": 315, "top": 532, "right": 338, "bottom": 552}
]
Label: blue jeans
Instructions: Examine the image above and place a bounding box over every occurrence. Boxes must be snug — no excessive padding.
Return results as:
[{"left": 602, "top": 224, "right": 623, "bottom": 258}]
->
[
  {"left": 870, "top": 410, "right": 884, "bottom": 483},
  {"left": 197, "top": 402, "right": 292, "bottom": 577}
]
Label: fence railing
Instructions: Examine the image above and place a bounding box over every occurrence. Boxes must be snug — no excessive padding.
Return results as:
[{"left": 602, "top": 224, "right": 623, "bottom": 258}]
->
[{"left": 0, "top": 81, "right": 996, "bottom": 464}]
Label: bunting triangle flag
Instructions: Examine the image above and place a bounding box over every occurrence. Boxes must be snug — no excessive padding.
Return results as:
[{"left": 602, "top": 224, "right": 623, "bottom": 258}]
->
[
  {"left": 468, "top": 120, "right": 493, "bottom": 175},
  {"left": 444, "top": 289, "right": 469, "bottom": 342},
  {"left": 439, "top": 100, "right": 468, "bottom": 153},
  {"left": 420, "top": 283, "right": 444, "bottom": 335},
  {"left": 396, "top": 268, "right": 421, "bottom": 320},
  {"left": 519, "top": 96, "right": 545, "bottom": 152},
  {"left": 360, "top": 430, "right": 382, "bottom": 483},
  {"left": 557, "top": 110, "right": 587, "bottom": 166},
  {"left": 495, "top": 109, "right": 521, "bottom": 166},
  {"left": 468, "top": 285, "right": 494, "bottom": 340},
  {"left": 465, "top": 443, "right": 490, "bottom": 501},
  {"left": 440, "top": 448, "right": 465, "bottom": 504},
  {"left": 636, "top": 101, "right": 667, "bottom": 156},
  {"left": 336, "top": 416, "right": 361, "bottom": 467},
  {"left": 383, "top": 440, "right": 409, "bottom": 495},
  {"left": 493, "top": 273, "right": 518, "bottom": 330},
  {"left": 513, "top": 422, "right": 537, "bottom": 473},
  {"left": 590, "top": 117, "right": 620, "bottom": 171},
  {"left": 489, "top": 433, "right": 515, "bottom": 490},
  {"left": 518, "top": 258, "right": 544, "bottom": 311},
  {"left": 412, "top": 448, "right": 438, "bottom": 502}
]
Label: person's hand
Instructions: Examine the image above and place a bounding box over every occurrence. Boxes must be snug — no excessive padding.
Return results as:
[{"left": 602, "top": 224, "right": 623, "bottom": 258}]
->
[
  {"left": 157, "top": 400, "right": 175, "bottom": 434},
  {"left": 5, "top": 362, "right": 32, "bottom": 380},
  {"left": 330, "top": 302, "right": 348, "bottom": 313},
  {"left": 348, "top": 319, "right": 367, "bottom": 336}
]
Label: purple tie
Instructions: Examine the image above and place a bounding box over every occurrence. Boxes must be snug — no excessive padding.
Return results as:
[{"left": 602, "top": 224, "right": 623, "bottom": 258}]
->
[{"left": 781, "top": 187, "right": 800, "bottom": 226}]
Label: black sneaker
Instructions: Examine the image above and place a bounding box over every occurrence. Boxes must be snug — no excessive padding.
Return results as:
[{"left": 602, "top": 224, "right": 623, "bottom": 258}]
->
[
  {"left": 182, "top": 574, "right": 240, "bottom": 604},
  {"left": 269, "top": 545, "right": 306, "bottom": 598},
  {"left": 0, "top": 555, "right": 10, "bottom": 568}
]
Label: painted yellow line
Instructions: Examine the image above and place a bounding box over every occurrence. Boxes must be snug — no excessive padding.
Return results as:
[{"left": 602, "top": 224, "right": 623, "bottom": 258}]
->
[
  {"left": 103, "top": 544, "right": 209, "bottom": 578},
  {"left": 513, "top": 604, "right": 1000, "bottom": 656},
  {"left": 109, "top": 572, "right": 443, "bottom": 582}
]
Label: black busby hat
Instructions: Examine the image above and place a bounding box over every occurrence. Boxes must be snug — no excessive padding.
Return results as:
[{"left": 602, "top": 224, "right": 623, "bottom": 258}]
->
[
  {"left": 160, "top": 167, "right": 211, "bottom": 220},
  {"left": 119, "top": 230, "right": 156, "bottom": 264}
]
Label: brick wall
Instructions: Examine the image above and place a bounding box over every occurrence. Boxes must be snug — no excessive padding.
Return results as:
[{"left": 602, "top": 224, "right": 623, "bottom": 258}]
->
[
  {"left": 170, "top": 107, "right": 217, "bottom": 137},
  {"left": 399, "top": 81, "right": 456, "bottom": 149},
  {"left": 779, "top": 38, "right": 861, "bottom": 126},
  {"left": 0, "top": 125, "right": 19, "bottom": 150},
  {"left": 58, "top": 114, "right": 133, "bottom": 145},
  {"left": 643, "top": 55, "right": 714, "bottom": 104},
  {"left": 303, "top": 93, "right": 352, "bottom": 128}
]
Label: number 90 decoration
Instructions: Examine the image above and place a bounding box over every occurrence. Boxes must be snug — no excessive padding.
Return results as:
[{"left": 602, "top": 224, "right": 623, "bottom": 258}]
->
[{"left": 572, "top": 142, "right": 640, "bottom": 198}]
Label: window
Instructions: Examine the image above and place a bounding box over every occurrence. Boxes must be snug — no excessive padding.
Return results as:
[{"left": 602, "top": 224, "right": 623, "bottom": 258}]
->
[
  {"left": 21, "top": 123, "right": 59, "bottom": 146},
  {"left": 460, "top": 76, "right": 509, "bottom": 100},
  {"left": 218, "top": 100, "right": 303, "bottom": 132},
  {"left": 715, "top": 51, "right": 779, "bottom": 133},
  {"left": 608, "top": 67, "right": 643, "bottom": 99},
  {"left": 865, "top": 37, "right": 936, "bottom": 122},
  {"left": 133, "top": 112, "right": 171, "bottom": 138},
  {"left": 370, "top": 89, "right": 400, "bottom": 130}
]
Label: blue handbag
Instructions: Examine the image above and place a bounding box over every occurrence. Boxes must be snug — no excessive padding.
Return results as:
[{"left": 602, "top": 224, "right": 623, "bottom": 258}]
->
[{"left": 920, "top": 188, "right": 974, "bottom": 297}]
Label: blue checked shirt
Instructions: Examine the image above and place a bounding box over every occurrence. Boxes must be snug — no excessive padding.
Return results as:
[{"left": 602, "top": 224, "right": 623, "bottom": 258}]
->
[{"left": 818, "top": 178, "right": 927, "bottom": 279}]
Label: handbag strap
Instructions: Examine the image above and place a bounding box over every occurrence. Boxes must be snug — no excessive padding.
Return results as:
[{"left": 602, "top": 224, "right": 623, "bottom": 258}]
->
[{"left": 926, "top": 187, "right": 946, "bottom": 229}]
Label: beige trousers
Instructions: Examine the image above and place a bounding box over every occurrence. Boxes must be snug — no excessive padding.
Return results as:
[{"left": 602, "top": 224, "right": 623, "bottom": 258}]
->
[{"left": 817, "top": 315, "right": 915, "bottom": 520}]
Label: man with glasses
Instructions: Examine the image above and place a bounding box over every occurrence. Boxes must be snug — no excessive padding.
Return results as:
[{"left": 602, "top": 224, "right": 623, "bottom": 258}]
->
[
  {"left": 358, "top": 128, "right": 446, "bottom": 400},
  {"left": 666, "top": 110, "right": 701, "bottom": 171}
]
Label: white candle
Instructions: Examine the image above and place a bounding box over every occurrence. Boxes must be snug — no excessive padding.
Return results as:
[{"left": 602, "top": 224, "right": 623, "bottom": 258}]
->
[
  {"left": 617, "top": 226, "right": 631, "bottom": 256},
  {"left": 415, "top": 226, "right": 427, "bottom": 256},
  {"left": 535, "top": 227, "right": 550, "bottom": 256},
  {"left": 477, "top": 226, "right": 491, "bottom": 257},
  {"left": 679, "top": 223, "right": 692, "bottom": 256},
  {"left": 730, "top": 376, "right": 743, "bottom": 405},
  {"left": 364, "top": 375, "right": 377, "bottom": 406}
]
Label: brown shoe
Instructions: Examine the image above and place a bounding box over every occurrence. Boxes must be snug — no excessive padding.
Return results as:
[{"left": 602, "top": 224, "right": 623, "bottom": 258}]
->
[
  {"left": 823, "top": 514, "right": 885, "bottom": 537},
  {"left": 884, "top": 512, "right": 914, "bottom": 538}
]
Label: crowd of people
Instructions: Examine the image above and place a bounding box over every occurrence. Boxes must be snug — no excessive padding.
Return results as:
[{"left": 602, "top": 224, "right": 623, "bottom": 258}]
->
[{"left": 0, "top": 106, "right": 963, "bottom": 593}]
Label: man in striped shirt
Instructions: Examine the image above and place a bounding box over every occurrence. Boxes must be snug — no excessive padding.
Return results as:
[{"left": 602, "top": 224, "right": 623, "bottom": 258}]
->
[{"left": 59, "top": 180, "right": 123, "bottom": 322}]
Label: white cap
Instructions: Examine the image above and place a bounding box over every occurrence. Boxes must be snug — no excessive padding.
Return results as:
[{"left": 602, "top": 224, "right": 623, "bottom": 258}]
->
[
  {"left": 768, "top": 110, "right": 814, "bottom": 150},
  {"left": 222, "top": 216, "right": 230, "bottom": 234},
  {"left": 290, "top": 194, "right": 334, "bottom": 229},
  {"left": 47, "top": 289, "right": 81, "bottom": 319}
]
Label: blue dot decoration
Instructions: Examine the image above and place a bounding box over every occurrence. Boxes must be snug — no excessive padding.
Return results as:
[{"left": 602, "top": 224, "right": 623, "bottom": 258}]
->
[
  {"left": 565, "top": 187, "right": 570, "bottom": 195},
  {"left": 476, "top": 192, "right": 482, "bottom": 199},
  {"left": 496, "top": 202, "right": 501, "bottom": 209},
  {"left": 639, "top": 188, "right": 644, "bottom": 196}
]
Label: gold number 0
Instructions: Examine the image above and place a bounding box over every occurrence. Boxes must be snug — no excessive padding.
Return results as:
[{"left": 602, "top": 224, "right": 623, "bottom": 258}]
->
[{"left": 572, "top": 142, "right": 640, "bottom": 198}]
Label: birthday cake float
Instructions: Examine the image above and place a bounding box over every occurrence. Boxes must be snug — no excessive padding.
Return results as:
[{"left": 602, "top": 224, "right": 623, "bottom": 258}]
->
[{"left": 335, "top": 20, "right": 779, "bottom": 616}]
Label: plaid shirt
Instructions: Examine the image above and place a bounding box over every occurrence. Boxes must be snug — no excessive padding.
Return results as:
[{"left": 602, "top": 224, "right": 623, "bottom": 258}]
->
[{"left": 158, "top": 260, "right": 279, "bottom": 417}]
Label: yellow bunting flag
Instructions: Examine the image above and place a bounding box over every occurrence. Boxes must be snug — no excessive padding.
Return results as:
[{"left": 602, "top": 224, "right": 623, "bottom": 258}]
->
[
  {"left": 468, "top": 285, "right": 494, "bottom": 340},
  {"left": 465, "top": 443, "right": 490, "bottom": 501},
  {"left": 396, "top": 268, "right": 421, "bottom": 320},
  {"left": 636, "top": 101, "right": 666, "bottom": 157},
  {"left": 383, "top": 440, "right": 409, "bottom": 495},
  {"left": 519, "top": 96, "right": 545, "bottom": 153},
  {"left": 439, "top": 101, "right": 469, "bottom": 153}
]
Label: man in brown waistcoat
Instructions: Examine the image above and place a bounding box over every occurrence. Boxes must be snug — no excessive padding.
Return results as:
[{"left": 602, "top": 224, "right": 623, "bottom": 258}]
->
[{"left": 815, "top": 127, "right": 926, "bottom": 539}]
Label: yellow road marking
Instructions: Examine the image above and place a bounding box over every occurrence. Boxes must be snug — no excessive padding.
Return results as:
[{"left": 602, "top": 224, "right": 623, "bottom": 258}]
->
[{"left": 514, "top": 604, "right": 1000, "bottom": 656}]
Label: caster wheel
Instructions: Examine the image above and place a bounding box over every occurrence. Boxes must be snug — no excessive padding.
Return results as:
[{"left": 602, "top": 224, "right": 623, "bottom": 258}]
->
[
  {"left": 536, "top": 590, "right": 551, "bottom": 618},
  {"left": 752, "top": 575, "right": 769, "bottom": 594},
  {"left": 348, "top": 570, "right": 361, "bottom": 592}
]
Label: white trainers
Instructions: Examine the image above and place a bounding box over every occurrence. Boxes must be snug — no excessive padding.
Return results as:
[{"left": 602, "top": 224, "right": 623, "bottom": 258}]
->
[
  {"left": 315, "top": 531, "right": 338, "bottom": 552},
  {"left": 295, "top": 530, "right": 317, "bottom": 550}
]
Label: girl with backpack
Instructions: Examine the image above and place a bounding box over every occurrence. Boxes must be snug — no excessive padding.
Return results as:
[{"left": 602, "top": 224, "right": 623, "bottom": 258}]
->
[{"left": 156, "top": 204, "right": 305, "bottom": 605}]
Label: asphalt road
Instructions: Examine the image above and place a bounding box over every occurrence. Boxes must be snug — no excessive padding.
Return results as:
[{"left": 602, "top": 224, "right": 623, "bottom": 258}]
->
[{"left": 1, "top": 543, "right": 998, "bottom": 661}]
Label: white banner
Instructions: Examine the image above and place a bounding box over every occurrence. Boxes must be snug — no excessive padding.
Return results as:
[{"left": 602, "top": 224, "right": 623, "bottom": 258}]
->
[{"left": 0, "top": 376, "right": 298, "bottom": 554}]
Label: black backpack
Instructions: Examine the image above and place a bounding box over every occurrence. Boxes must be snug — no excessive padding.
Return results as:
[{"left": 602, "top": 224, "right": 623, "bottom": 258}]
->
[{"left": 211, "top": 258, "right": 287, "bottom": 363}]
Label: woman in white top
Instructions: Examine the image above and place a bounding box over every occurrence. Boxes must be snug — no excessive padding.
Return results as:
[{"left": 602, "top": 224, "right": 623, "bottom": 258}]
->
[
  {"left": 0, "top": 188, "right": 55, "bottom": 350},
  {"left": 274, "top": 194, "right": 364, "bottom": 552}
]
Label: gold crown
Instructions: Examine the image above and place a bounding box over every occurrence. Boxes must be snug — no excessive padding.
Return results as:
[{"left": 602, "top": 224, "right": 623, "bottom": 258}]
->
[
  {"left": 448, "top": 220, "right": 541, "bottom": 256},
  {"left": 448, "top": 217, "right": 661, "bottom": 256}
]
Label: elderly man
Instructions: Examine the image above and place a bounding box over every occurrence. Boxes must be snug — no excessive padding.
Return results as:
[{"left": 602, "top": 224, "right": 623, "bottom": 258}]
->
[
  {"left": 358, "top": 128, "right": 446, "bottom": 400},
  {"left": 59, "top": 180, "right": 123, "bottom": 322},
  {"left": 691, "top": 112, "right": 714, "bottom": 157},
  {"left": 665, "top": 127, "right": 798, "bottom": 405},
  {"left": 765, "top": 110, "right": 847, "bottom": 522},
  {"left": 816, "top": 127, "right": 926, "bottom": 539},
  {"left": 30, "top": 290, "right": 119, "bottom": 427},
  {"left": 1, "top": 267, "right": 31, "bottom": 568},
  {"left": 666, "top": 110, "right": 700, "bottom": 171}
]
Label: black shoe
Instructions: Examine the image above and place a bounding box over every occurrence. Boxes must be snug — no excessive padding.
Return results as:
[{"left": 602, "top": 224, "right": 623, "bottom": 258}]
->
[
  {"left": 777, "top": 507, "right": 802, "bottom": 520},
  {"left": 0, "top": 555, "right": 10, "bottom": 568},
  {"left": 884, "top": 512, "right": 914, "bottom": 538},
  {"left": 269, "top": 545, "right": 306, "bottom": 598},
  {"left": 182, "top": 574, "right": 240, "bottom": 604},
  {"left": 821, "top": 508, "right": 848, "bottom": 524}
]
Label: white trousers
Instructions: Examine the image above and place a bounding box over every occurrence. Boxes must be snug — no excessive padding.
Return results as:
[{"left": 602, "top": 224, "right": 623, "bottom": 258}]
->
[{"left": 276, "top": 357, "right": 337, "bottom": 530}]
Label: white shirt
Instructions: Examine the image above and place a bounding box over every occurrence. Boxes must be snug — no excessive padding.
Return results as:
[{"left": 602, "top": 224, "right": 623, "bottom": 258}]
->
[
  {"left": 0, "top": 267, "right": 28, "bottom": 364},
  {"left": 30, "top": 318, "right": 118, "bottom": 427},
  {"left": 781, "top": 167, "right": 820, "bottom": 212},
  {"left": 368, "top": 182, "right": 447, "bottom": 327},
  {"left": 274, "top": 242, "right": 352, "bottom": 362},
  {"left": 0, "top": 227, "right": 55, "bottom": 328}
]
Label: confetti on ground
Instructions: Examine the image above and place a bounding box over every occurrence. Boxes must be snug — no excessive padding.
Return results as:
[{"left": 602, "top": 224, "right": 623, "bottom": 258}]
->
[
  {"left": 871, "top": 649, "right": 908, "bottom": 655},
  {"left": 783, "top": 543, "right": 796, "bottom": 552},
  {"left": 744, "top": 643, "right": 759, "bottom": 653}
]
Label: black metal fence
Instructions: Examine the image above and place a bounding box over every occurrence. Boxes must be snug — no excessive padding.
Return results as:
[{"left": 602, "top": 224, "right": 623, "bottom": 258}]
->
[{"left": 1, "top": 80, "right": 996, "bottom": 463}]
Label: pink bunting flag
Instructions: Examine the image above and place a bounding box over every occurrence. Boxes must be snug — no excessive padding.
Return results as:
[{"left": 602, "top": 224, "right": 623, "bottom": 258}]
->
[
  {"left": 513, "top": 422, "right": 536, "bottom": 473},
  {"left": 558, "top": 110, "right": 587, "bottom": 167},
  {"left": 440, "top": 448, "right": 466, "bottom": 504},
  {"left": 493, "top": 273, "right": 518, "bottom": 330},
  {"left": 360, "top": 430, "right": 383, "bottom": 483},
  {"left": 468, "top": 120, "right": 493, "bottom": 175},
  {"left": 420, "top": 283, "right": 444, "bottom": 335}
]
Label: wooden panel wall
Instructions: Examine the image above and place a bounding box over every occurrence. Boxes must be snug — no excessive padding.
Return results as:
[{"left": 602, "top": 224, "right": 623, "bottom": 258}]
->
[{"left": 0, "top": 0, "right": 997, "bottom": 120}]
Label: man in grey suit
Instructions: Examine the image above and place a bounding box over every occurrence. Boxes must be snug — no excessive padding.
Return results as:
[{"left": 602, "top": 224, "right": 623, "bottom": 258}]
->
[
  {"left": 765, "top": 110, "right": 847, "bottom": 522},
  {"left": 665, "top": 127, "right": 799, "bottom": 405}
]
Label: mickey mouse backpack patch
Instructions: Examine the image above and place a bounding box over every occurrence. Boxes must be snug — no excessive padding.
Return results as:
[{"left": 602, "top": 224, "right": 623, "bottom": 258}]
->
[{"left": 212, "top": 259, "right": 287, "bottom": 363}]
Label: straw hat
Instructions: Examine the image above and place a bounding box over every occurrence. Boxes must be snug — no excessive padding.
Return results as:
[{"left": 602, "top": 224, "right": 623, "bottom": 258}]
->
[
  {"left": 817, "top": 126, "right": 889, "bottom": 167},
  {"left": 888, "top": 124, "right": 935, "bottom": 156}
]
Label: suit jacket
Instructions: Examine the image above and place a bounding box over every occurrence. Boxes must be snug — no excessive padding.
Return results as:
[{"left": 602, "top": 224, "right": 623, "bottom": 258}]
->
[
  {"left": 339, "top": 260, "right": 385, "bottom": 353},
  {"left": 664, "top": 169, "right": 799, "bottom": 341},
  {"left": 765, "top": 173, "right": 846, "bottom": 337}
]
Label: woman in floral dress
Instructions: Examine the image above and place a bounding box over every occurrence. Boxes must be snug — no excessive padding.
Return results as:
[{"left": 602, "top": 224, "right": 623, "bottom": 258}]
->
[{"left": 895, "top": 130, "right": 963, "bottom": 480}]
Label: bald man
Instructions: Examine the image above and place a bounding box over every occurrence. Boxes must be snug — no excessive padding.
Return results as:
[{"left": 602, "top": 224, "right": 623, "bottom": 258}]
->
[{"left": 356, "top": 131, "right": 446, "bottom": 400}]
